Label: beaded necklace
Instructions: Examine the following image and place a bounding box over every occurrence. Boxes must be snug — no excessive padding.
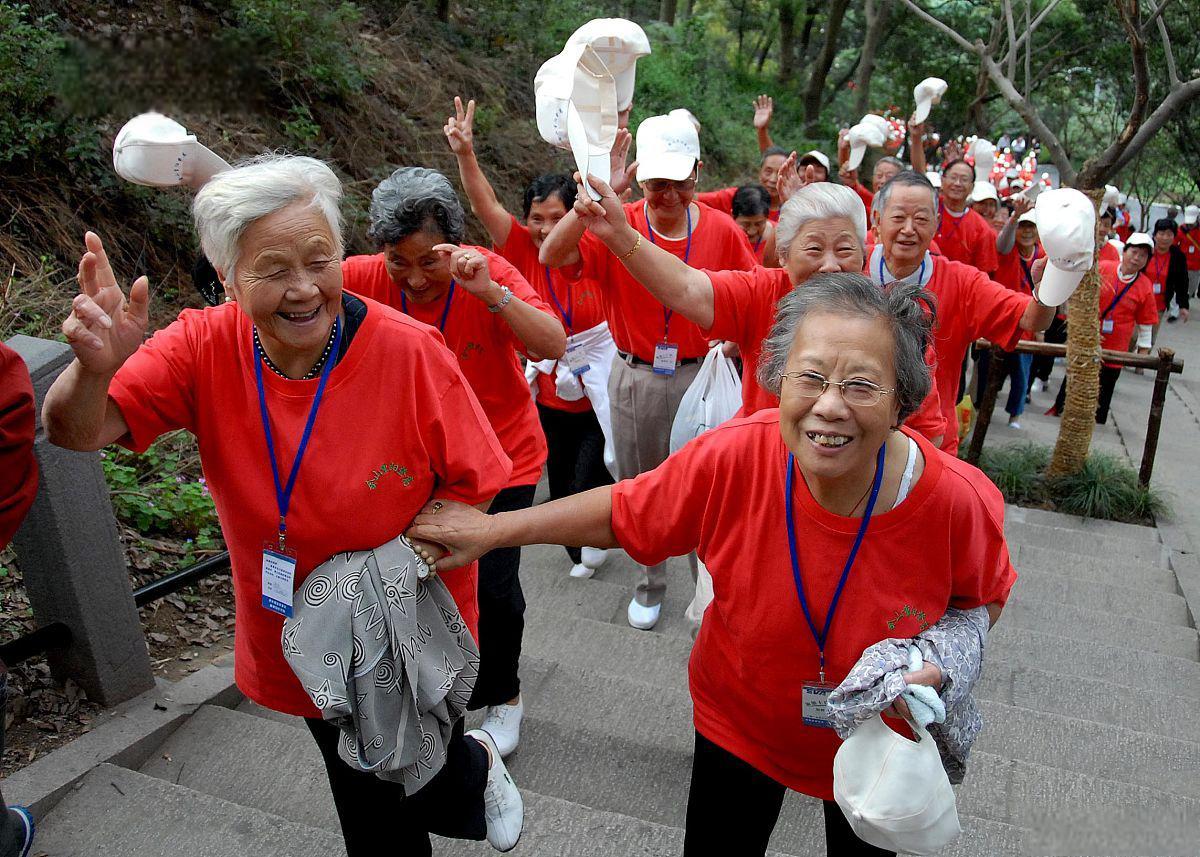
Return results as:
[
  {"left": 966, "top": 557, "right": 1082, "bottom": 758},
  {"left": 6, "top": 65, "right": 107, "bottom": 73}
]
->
[{"left": 253, "top": 321, "right": 338, "bottom": 381}]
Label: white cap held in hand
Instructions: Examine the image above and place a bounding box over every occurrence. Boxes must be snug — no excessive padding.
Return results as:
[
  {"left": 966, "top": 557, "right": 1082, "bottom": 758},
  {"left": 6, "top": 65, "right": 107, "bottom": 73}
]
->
[
  {"left": 564, "top": 18, "right": 650, "bottom": 112},
  {"left": 635, "top": 111, "right": 700, "bottom": 183},
  {"left": 846, "top": 119, "right": 887, "bottom": 171},
  {"left": 1034, "top": 187, "right": 1097, "bottom": 305},
  {"left": 1102, "top": 185, "right": 1121, "bottom": 210},
  {"left": 112, "top": 112, "right": 231, "bottom": 188},
  {"left": 969, "top": 139, "right": 995, "bottom": 183},
  {"left": 912, "top": 78, "right": 948, "bottom": 124}
]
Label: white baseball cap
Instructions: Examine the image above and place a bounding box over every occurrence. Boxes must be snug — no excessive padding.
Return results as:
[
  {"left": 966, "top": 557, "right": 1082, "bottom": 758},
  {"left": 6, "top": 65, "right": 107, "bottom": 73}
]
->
[
  {"left": 1102, "top": 184, "right": 1121, "bottom": 210},
  {"left": 635, "top": 112, "right": 700, "bottom": 182},
  {"left": 1125, "top": 232, "right": 1154, "bottom": 251},
  {"left": 912, "top": 77, "right": 948, "bottom": 124},
  {"left": 535, "top": 43, "right": 619, "bottom": 199},
  {"left": 969, "top": 181, "right": 998, "bottom": 204},
  {"left": 846, "top": 120, "right": 887, "bottom": 171},
  {"left": 970, "top": 139, "right": 995, "bottom": 183},
  {"left": 1018, "top": 209, "right": 1037, "bottom": 225},
  {"left": 1185, "top": 205, "right": 1199, "bottom": 225},
  {"left": 563, "top": 18, "right": 650, "bottom": 112},
  {"left": 834, "top": 714, "right": 962, "bottom": 854},
  {"left": 112, "top": 112, "right": 231, "bottom": 188},
  {"left": 799, "top": 150, "right": 831, "bottom": 172},
  {"left": 1034, "top": 187, "right": 1097, "bottom": 305}
]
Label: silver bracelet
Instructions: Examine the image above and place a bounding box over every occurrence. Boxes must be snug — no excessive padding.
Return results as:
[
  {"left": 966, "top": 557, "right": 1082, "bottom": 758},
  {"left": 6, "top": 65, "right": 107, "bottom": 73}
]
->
[{"left": 487, "top": 286, "right": 513, "bottom": 313}]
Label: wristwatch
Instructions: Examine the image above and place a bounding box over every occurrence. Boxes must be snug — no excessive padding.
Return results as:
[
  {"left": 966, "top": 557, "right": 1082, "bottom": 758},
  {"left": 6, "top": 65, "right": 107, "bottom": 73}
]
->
[{"left": 487, "top": 286, "right": 513, "bottom": 313}]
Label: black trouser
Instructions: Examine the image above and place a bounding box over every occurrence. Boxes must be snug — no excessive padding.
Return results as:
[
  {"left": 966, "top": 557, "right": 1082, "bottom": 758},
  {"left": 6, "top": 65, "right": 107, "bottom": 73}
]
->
[
  {"left": 305, "top": 716, "right": 487, "bottom": 856},
  {"left": 470, "top": 483, "right": 536, "bottom": 708},
  {"left": 683, "top": 731, "right": 895, "bottom": 857},
  {"left": 0, "top": 666, "right": 29, "bottom": 857},
  {"left": 1053, "top": 365, "right": 1121, "bottom": 424},
  {"left": 537, "top": 403, "right": 613, "bottom": 564},
  {"left": 1029, "top": 315, "right": 1068, "bottom": 388}
]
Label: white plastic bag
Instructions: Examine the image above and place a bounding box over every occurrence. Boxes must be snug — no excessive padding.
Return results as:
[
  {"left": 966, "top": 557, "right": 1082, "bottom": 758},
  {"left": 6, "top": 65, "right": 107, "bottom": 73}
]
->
[{"left": 669, "top": 343, "right": 743, "bottom": 454}]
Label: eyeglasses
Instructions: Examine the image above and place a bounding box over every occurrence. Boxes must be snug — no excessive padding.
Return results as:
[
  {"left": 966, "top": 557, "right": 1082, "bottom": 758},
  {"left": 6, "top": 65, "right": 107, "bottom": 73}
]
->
[
  {"left": 778, "top": 371, "right": 894, "bottom": 406},
  {"left": 642, "top": 177, "right": 697, "bottom": 194}
]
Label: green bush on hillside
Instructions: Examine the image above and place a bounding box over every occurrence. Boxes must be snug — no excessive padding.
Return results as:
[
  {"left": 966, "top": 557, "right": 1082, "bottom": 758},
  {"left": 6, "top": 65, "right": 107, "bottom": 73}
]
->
[{"left": 0, "top": 2, "right": 65, "bottom": 164}]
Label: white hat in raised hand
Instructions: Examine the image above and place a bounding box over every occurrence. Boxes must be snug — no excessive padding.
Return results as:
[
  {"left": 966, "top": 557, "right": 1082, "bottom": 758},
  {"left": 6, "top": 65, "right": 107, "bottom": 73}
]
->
[
  {"left": 912, "top": 78, "right": 948, "bottom": 124},
  {"left": 969, "top": 139, "right": 996, "bottom": 183},
  {"left": 1034, "top": 187, "right": 1097, "bottom": 306},
  {"left": 112, "top": 112, "right": 231, "bottom": 188},
  {"left": 845, "top": 120, "right": 887, "bottom": 171},
  {"left": 564, "top": 18, "right": 650, "bottom": 112},
  {"left": 1102, "top": 185, "right": 1121, "bottom": 210},
  {"left": 535, "top": 44, "right": 620, "bottom": 200}
]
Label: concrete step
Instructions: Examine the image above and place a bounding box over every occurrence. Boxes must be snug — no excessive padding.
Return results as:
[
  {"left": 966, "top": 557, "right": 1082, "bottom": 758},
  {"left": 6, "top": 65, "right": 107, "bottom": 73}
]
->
[
  {"left": 1004, "top": 520, "right": 1168, "bottom": 565},
  {"left": 1004, "top": 504, "right": 1162, "bottom": 544},
  {"left": 998, "top": 597, "right": 1198, "bottom": 659},
  {"left": 1013, "top": 543, "right": 1179, "bottom": 592},
  {"left": 1006, "top": 566, "right": 1192, "bottom": 626},
  {"left": 35, "top": 763, "right": 346, "bottom": 857}
]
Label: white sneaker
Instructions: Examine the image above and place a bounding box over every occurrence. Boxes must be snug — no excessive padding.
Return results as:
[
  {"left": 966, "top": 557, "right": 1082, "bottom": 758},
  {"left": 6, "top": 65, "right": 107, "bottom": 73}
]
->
[
  {"left": 1007, "top": 418, "right": 1022, "bottom": 429},
  {"left": 581, "top": 547, "right": 609, "bottom": 569},
  {"left": 480, "top": 696, "right": 523, "bottom": 758},
  {"left": 569, "top": 562, "right": 595, "bottom": 579},
  {"left": 627, "top": 597, "right": 661, "bottom": 630},
  {"left": 468, "top": 729, "right": 523, "bottom": 852},
  {"left": 1031, "top": 379, "right": 1043, "bottom": 392}
]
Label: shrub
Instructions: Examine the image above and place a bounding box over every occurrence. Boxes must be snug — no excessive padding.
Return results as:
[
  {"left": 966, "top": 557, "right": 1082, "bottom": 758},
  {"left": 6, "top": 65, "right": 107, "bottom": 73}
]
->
[
  {"left": 977, "top": 442, "right": 1049, "bottom": 506},
  {"left": 0, "top": 2, "right": 65, "bottom": 164}
]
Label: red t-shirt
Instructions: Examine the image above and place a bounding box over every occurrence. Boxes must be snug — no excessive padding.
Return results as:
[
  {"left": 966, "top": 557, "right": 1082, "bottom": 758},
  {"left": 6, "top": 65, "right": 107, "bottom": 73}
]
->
[
  {"left": 579, "top": 201, "right": 756, "bottom": 361},
  {"left": 108, "top": 300, "right": 512, "bottom": 716},
  {"left": 1098, "top": 261, "right": 1157, "bottom": 368},
  {"left": 850, "top": 181, "right": 874, "bottom": 214},
  {"left": 1178, "top": 226, "right": 1200, "bottom": 272},
  {"left": 936, "top": 204, "right": 999, "bottom": 275},
  {"left": 993, "top": 243, "right": 1043, "bottom": 343},
  {"left": 495, "top": 215, "right": 605, "bottom": 414},
  {"left": 1146, "top": 250, "right": 1172, "bottom": 313},
  {"left": 1098, "top": 241, "right": 1121, "bottom": 267},
  {"left": 924, "top": 258, "right": 1031, "bottom": 454},
  {"left": 610, "top": 414, "right": 1017, "bottom": 798},
  {"left": 703, "top": 266, "right": 946, "bottom": 442},
  {"left": 696, "top": 187, "right": 781, "bottom": 224},
  {"left": 342, "top": 249, "right": 552, "bottom": 487},
  {"left": 0, "top": 342, "right": 38, "bottom": 550}
]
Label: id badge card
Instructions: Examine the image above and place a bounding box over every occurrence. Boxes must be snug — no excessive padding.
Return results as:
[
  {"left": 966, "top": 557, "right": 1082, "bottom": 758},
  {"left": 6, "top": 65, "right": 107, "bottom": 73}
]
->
[
  {"left": 653, "top": 342, "right": 679, "bottom": 376},
  {"left": 1153, "top": 282, "right": 1163, "bottom": 294},
  {"left": 1101, "top": 319, "right": 1115, "bottom": 334},
  {"left": 802, "top": 681, "right": 836, "bottom": 728},
  {"left": 262, "top": 544, "right": 297, "bottom": 618},
  {"left": 562, "top": 343, "right": 591, "bottom": 376}
]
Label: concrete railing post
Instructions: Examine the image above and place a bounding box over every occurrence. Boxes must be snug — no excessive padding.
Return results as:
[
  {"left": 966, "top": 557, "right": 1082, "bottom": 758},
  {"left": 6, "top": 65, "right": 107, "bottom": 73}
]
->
[{"left": 6, "top": 334, "right": 155, "bottom": 706}]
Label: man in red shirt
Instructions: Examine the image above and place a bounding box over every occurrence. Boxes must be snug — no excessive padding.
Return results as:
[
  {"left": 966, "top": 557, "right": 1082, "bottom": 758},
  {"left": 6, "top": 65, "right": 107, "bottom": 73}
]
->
[
  {"left": 1177, "top": 206, "right": 1200, "bottom": 299},
  {"left": 541, "top": 110, "right": 756, "bottom": 630},
  {"left": 1147, "top": 217, "right": 1189, "bottom": 332},
  {"left": 838, "top": 154, "right": 904, "bottom": 214},
  {"left": 696, "top": 146, "right": 789, "bottom": 224},
  {"left": 935, "top": 159, "right": 999, "bottom": 275},
  {"left": 867, "top": 171, "right": 1058, "bottom": 454}
]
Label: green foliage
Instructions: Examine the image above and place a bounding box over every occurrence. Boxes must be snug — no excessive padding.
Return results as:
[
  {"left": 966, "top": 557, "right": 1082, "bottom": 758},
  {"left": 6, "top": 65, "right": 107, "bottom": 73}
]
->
[
  {"left": 281, "top": 104, "right": 322, "bottom": 146},
  {"left": 0, "top": 2, "right": 65, "bottom": 164},
  {"left": 978, "top": 442, "right": 1168, "bottom": 524}
]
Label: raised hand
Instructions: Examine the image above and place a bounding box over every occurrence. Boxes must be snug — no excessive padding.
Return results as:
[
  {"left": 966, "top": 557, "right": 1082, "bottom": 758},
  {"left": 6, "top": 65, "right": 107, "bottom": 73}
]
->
[
  {"left": 608, "top": 128, "right": 637, "bottom": 197},
  {"left": 776, "top": 152, "right": 818, "bottom": 203},
  {"left": 443, "top": 96, "right": 476, "bottom": 157},
  {"left": 406, "top": 499, "right": 497, "bottom": 573},
  {"left": 64, "top": 231, "right": 150, "bottom": 376},
  {"left": 433, "top": 244, "right": 494, "bottom": 299},
  {"left": 752, "top": 94, "right": 774, "bottom": 130},
  {"left": 1009, "top": 194, "right": 1034, "bottom": 218},
  {"left": 572, "top": 173, "right": 627, "bottom": 244},
  {"left": 837, "top": 127, "right": 851, "bottom": 166}
]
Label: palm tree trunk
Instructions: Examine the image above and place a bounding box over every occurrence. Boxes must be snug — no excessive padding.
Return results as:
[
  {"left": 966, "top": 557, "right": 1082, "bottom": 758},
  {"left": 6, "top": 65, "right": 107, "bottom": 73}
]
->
[{"left": 1046, "top": 188, "right": 1105, "bottom": 477}]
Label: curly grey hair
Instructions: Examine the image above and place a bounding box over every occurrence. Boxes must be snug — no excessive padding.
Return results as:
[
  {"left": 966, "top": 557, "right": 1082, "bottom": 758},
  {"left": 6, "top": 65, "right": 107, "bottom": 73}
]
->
[
  {"left": 368, "top": 167, "right": 465, "bottom": 246},
  {"left": 756, "top": 272, "right": 935, "bottom": 422},
  {"left": 775, "top": 183, "right": 867, "bottom": 263},
  {"left": 192, "top": 153, "right": 343, "bottom": 279}
]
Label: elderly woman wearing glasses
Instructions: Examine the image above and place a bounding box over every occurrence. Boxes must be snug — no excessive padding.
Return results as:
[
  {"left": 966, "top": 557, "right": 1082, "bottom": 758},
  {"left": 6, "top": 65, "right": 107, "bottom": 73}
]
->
[{"left": 407, "top": 272, "right": 1016, "bottom": 857}]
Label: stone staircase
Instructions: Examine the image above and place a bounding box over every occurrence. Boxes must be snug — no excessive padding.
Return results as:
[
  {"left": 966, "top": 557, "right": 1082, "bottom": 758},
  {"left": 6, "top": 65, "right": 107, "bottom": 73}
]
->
[{"left": 29, "top": 505, "right": 1200, "bottom": 855}]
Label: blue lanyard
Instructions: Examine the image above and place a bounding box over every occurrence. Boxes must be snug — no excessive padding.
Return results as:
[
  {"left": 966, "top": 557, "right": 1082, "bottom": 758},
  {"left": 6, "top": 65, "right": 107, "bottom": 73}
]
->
[
  {"left": 753, "top": 237, "right": 764, "bottom": 254},
  {"left": 401, "top": 281, "right": 456, "bottom": 333},
  {"left": 544, "top": 266, "right": 573, "bottom": 332},
  {"left": 785, "top": 442, "right": 886, "bottom": 683},
  {"left": 253, "top": 317, "right": 342, "bottom": 549},
  {"left": 1017, "top": 247, "right": 1041, "bottom": 294},
  {"left": 878, "top": 255, "right": 925, "bottom": 287},
  {"left": 1102, "top": 277, "right": 1138, "bottom": 319},
  {"left": 643, "top": 203, "right": 692, "bottom": 339}
]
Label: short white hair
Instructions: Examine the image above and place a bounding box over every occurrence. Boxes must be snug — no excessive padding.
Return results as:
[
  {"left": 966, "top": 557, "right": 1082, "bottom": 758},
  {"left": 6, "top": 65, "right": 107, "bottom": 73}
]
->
[
  {"left": 775, "top": 183, "right": 868, "bottom": 261},
  {"left": 192, "top": 154, "right": 344, "bottom": 278}
]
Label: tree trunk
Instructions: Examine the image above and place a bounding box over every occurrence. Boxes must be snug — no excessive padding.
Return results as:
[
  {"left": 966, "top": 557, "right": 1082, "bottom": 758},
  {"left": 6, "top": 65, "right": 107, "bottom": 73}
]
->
[
  {"left": 1046, "top": 187, "right": 1105, "bottom": 478},
  {"left": 853, "top": 0, "right": 890, "bottom": 116},
  {"left": 436, "top": 0, "right": 450, "bottom": 23},
  {"left": 803, "top": 0, "right": 852, "bottom": 133},
  {"left": 659, "top": 0, "right": 677, "bottom": 24},
  {"left": 678, "top": 0, "right": 692, "bottom": 23},
  {"left": 798, "top": 5, "right": 817, "bottom": 68},
  {"left": 778, "top": 0, "right": 799, "bottom": 83},
  {"left": 756, "top": 26, "right": 777, "bottom": 73}
]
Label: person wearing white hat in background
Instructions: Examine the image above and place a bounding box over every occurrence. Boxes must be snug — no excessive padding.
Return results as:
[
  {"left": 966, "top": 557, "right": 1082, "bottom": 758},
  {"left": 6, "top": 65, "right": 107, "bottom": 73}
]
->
[
  {"left": 1176, "top": 205, "right": 1200, "bottom": 298},
  {"left": 404, "top": 272, "right": 1016, "bottom": 857},
  {"left": 445, "top": 95, "right": 620, "bottom": 583},
  {"left": 984, "top": 197, "right": 1041, "bottom": 428},
  {"left": 1049, "top": 232, "right": 1158, "bottom": 423},
  {"left": 868, "top": 171, "right": 1062, "bottom": 455},
  {"left": 749, "top": 93, "right": 832, "bottom": 183},
  {"left": 540, "top": 109, "right": 756, "bottom": 631},
  {"left": 969, "top": 179, "right": 1006, "bottom": 233},
  {"left": 695, "top": 145, "right": 791, "bottom": 225}
]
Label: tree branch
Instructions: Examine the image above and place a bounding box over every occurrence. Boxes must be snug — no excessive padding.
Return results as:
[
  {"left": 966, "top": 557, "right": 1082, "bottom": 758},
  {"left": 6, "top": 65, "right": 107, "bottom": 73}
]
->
[
  {"left": 1141, "top": 0, "right": 1174, "bottom": 35},
  {"left": 1157, "top": 14, "right": 1180, "bottom": 89},
  {"left": 896, "top": 0, "right": 979, "bottom": 54},
  {"left": 1002, "top": 0, "right": 1065, "bottom": 68},
  {"left": 1104, "top": 78, "right": 1200, "bottom": 178},
  {"left": 1003, "top": 0, "right": 1017, "bottom": 80}
]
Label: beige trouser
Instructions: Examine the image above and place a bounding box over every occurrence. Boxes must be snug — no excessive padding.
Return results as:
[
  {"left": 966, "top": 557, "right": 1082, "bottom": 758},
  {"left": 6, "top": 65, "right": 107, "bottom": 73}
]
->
[{"left": 608, "top": 353, "right": 701, "bottom": 607}]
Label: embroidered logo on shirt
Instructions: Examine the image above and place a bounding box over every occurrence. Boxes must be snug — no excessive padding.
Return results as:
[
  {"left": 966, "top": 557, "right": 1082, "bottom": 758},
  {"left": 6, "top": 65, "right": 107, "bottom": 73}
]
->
[
  {"left": 459, "top": 342, "right": 484, "bottom": 361},
  {"left": 887, "top": 604, "right": 930, "bottom": 633},
  {"left": 366, "top": 463, "right": 414, "bottom": 491}
]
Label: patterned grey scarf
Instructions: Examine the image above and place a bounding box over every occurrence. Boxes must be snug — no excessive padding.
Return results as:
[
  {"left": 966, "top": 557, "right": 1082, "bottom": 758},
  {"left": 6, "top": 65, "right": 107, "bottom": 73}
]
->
[{"left": 282, "top": 536, "right": 479, "bottom": 794}]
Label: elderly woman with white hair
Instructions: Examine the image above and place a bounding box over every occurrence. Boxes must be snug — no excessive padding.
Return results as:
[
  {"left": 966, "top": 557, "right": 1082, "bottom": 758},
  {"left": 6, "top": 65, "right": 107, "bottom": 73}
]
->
[
  {"left": 340, "top": 166, "right": 565, "bottom": 760},
  {"left": 568, "top": 175, "right": 945, "bottom": 443},
  {"left": 407, "top": 273, "right": 1016, "bottom": 857},
  {"left": 40, "top": 155, "right": 524, "bottom": 855}
]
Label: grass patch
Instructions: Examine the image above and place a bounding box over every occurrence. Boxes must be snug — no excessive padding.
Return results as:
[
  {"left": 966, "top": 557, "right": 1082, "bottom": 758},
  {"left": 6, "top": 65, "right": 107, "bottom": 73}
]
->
[{"left": 978, "top": 442, "right": 1168, "bottom": 525}]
